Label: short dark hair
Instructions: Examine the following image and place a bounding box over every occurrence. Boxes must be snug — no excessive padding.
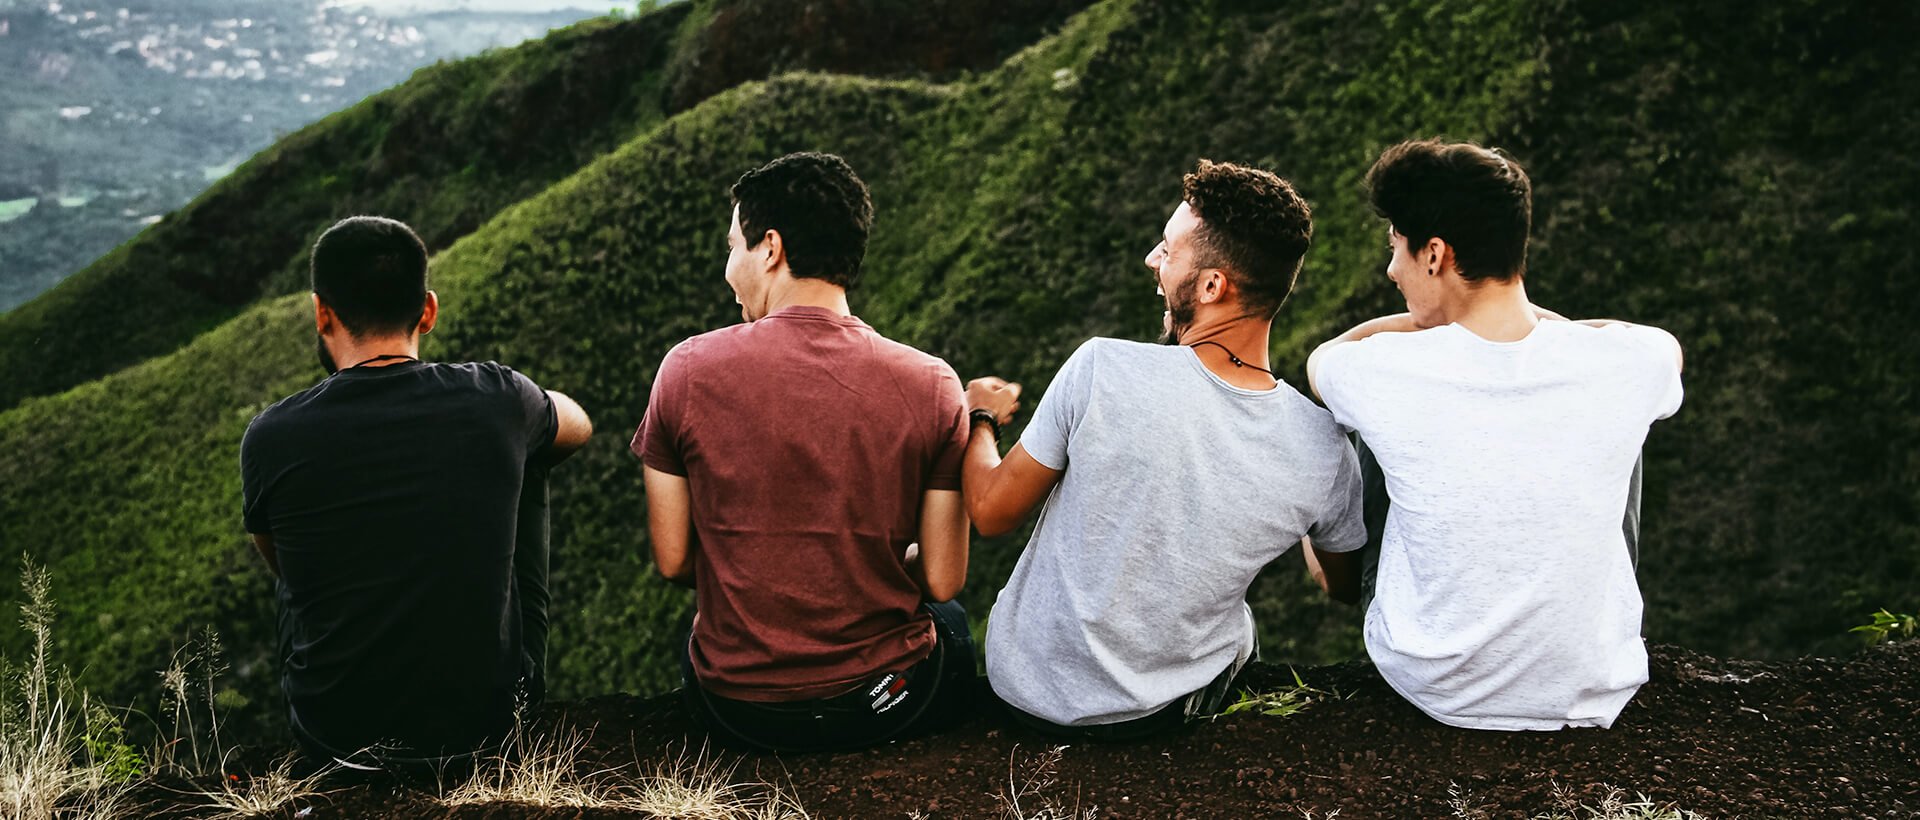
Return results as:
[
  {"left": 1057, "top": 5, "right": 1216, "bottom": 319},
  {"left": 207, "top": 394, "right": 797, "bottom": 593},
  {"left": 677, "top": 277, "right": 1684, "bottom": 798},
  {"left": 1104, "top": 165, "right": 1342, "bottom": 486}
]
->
[
  {"left": 1181, "top": 159, "right": 1314, "bottom": 317},
  {"left": 730, "top": 152, "right": 874, "bottom": 289},
  {"left": 1365, "top": 139, "right": 1531, "bottom": 281},
  {"left": 310, "top": 216, "right": 429, "bottom": 337}
]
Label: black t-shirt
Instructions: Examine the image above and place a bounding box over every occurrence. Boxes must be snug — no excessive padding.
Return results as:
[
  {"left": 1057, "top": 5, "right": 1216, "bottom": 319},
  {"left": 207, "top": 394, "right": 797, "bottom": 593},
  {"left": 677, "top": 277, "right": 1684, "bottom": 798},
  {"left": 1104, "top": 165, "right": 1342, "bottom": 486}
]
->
[{"left": 240, "top": 360, "right": 557, "bottom": 755}]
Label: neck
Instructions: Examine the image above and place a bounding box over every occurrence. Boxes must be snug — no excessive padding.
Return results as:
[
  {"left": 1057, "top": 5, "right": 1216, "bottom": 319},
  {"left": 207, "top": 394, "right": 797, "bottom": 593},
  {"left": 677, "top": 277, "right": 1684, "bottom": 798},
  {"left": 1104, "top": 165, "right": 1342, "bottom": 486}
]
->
[
  {"left": 763, "top": 276, "right": 851, "bottom": 318},
  {"left": 1179, "top": 310, "right": 1275, "bottom": 389},
  {"left": 1445, "top": 277, "right": 1536, "bottom": 342},
  {"left": 329, "top": 334, "right": 420, "bottom": 369}
]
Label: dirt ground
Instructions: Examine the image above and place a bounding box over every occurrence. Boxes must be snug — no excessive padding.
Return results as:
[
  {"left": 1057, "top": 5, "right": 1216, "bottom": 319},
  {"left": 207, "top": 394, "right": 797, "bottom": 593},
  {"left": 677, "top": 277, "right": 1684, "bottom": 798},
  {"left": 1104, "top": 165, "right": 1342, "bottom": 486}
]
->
[{"left": 134, "top": 641, "right": 1920, "bottom": 818}]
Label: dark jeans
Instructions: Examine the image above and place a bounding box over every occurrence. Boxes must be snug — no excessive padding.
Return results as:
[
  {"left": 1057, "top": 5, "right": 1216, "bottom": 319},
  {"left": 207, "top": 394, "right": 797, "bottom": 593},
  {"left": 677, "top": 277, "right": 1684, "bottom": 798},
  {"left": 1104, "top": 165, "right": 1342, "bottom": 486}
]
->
[
  {"left": 289, "top": 707, "right": 500, "bottom": 781},
  {"left": 1352, "top": 436, "right": 1644, "bottom": 608},
  {"left": 1000, "top": 648, "right": 1249, "bottom": 742},
  {"left": 680, "top": 600, "right": 977, "bottom": 754}
]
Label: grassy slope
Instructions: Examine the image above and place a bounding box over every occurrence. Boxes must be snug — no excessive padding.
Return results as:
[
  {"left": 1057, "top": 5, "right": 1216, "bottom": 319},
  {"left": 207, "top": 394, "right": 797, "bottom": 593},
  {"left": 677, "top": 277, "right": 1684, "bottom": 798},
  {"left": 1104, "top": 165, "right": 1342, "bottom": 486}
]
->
[{"left": 0, "top": 0, "right": 1912, "bottom": 738}]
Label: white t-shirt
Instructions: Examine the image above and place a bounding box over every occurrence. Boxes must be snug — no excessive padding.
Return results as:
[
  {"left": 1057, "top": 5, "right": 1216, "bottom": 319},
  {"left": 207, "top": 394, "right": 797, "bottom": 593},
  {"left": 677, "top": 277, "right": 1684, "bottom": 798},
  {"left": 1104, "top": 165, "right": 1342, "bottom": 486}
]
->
[
  {"left": 987, "top": 339, "right": 1367, "bottom": 725},
  {"left": 1315, "top": 320, "right": 1683, "bottom": 730}
]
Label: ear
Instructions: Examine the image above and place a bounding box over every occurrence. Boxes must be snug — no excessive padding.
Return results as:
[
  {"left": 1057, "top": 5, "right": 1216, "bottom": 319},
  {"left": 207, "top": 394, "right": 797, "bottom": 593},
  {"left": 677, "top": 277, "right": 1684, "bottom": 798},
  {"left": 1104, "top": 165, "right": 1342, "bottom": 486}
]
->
[
  {"left": 416, "top": 290, "right": 439, "bottom": 336},
  {"left": 1424, "top": 237, "right": 1450, "bottom": 276},
  {"left": 312, "top": 293, "right": 335, "bottom": 335},
  {"left": 760, "top": 228, "right": 788, "bottom": 276},
  {"left": 1197, "top": 268, "right": 1230, "bottom": 305}
]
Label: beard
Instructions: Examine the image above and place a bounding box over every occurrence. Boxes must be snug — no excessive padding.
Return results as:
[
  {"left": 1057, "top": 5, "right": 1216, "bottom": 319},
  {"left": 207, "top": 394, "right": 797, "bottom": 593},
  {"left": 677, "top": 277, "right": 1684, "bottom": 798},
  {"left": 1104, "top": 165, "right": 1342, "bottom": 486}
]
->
[
  {"left": 1157, "top": 272, "right": 1201, "bottom": 345},
  {"left": 316, "top": 333, "right": 338, "bottom": 375}
]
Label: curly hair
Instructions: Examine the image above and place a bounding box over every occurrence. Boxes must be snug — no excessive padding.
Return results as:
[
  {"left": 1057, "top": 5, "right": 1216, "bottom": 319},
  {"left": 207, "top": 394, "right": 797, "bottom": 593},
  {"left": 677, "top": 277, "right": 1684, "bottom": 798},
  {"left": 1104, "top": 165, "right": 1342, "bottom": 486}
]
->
[
  {"left": 731, "top": 152, "right": 874, "bottom": 289},
  {"left": 310, "top": 215, "right": 429, "bottom": 337},
  {"left": 1365, "top": 139, "right": 1531, "bottom": 281},
  {"left": 1181, "top": 159, "right": 1314, "bottom": 317}
]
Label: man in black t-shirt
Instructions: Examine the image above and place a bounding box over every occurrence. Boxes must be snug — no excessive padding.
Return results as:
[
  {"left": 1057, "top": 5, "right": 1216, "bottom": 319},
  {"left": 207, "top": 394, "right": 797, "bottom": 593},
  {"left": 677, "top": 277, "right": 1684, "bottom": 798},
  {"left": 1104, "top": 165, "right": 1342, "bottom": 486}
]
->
[{"left": 240, "top": 216, "right": 592, "bottom": 766}]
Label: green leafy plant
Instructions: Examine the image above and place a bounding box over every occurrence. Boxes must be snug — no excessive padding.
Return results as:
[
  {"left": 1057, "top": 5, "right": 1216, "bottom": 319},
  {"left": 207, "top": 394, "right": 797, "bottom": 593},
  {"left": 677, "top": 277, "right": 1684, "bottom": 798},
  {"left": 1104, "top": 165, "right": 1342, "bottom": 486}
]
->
[
  {"left": 1222, "top": 667, "right": 1326, "bottom": 719},
  {"left": 1849, "top": 609, "right": 1917, "bottom": 645}
]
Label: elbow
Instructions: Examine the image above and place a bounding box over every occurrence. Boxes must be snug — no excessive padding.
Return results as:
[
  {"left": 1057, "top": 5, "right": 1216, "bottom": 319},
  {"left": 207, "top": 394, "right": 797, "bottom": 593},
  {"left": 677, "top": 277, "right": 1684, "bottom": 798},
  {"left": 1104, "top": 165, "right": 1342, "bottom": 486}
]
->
[
  {"left": 653, "top": 553, "right": 693, "bottom": 584},
  {"left": 924, "top": 577, "right": 963, "bottom": 603},
  {"left": 970, "top": 512, "right": 1018, "bottom": 538},
  {"left": 965, "top": 494, "right": 1017, "bottom": 537}
]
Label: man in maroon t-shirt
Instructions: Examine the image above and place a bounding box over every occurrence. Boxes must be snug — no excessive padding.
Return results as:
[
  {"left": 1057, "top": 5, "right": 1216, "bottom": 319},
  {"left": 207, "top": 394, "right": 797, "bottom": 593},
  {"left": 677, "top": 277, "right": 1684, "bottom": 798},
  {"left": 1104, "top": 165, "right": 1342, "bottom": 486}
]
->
[{"left": 632, "top": 152, "right": 997, "bottom": 752}]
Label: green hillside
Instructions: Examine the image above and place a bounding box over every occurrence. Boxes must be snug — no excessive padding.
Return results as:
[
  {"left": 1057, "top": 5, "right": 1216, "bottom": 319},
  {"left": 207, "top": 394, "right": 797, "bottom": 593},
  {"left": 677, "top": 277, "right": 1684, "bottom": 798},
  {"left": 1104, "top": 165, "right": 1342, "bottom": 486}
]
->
[
  {"left": 0, "top": 0, "right": 1912, "bottom": 741},
  {"left": 0, "top": 0, "right": 1090, "bottom": 413}
]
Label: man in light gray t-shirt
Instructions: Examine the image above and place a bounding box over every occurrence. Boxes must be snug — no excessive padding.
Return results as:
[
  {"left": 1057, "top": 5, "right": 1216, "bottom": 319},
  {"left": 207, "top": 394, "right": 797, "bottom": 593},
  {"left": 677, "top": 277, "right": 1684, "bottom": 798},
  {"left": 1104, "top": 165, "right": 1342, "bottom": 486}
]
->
[{"left": 963, "top": 161, "right": 1367, "bottom": 737}]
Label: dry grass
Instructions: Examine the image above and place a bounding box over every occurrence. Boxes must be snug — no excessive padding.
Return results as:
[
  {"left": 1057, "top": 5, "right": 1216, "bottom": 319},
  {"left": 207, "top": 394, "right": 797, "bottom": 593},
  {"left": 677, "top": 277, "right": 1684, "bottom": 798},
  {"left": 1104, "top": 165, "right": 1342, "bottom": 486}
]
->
[
  {"left": 183, "top": 755, "right": 335, "bottom": 819},
  {"left": 992, "top": 745, "right": 1097, "bottom": 820},
  {"left": 442, "top": 728, "right": 809, "bottom": 818},
  {"left": 0, "top": 558, "right": 135, "bottom": 820},
  {"left": 1450, "top": 781, "right": 1705, "bottom": 820}
]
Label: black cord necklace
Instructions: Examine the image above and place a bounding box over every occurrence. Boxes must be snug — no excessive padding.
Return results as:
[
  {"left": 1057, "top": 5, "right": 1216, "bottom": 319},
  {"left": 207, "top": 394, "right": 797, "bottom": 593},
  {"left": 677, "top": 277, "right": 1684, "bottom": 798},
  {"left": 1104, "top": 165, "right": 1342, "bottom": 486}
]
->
[
  {"left": 1188, "top": 340, "right": 1277, "bottom": 380},
  {"left": 348, "top": 353, "right": 418, "bottom": 369}
]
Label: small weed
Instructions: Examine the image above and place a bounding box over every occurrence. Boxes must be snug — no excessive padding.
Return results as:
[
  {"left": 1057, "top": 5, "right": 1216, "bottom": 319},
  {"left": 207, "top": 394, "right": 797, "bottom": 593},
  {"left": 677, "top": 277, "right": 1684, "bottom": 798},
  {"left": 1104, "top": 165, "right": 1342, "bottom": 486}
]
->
[
  {"left": 1849, "top": 608, "right": 1917, "bottom": 645},
  {"left": 1222, "top": 667, "right": 1325, "bottom": 718},
  {"left": 993, "top": 744, "right": 1096, "bottom": 820},
  {"left": 1533, "top": 783, "right": 1702, "bottom": 819}
]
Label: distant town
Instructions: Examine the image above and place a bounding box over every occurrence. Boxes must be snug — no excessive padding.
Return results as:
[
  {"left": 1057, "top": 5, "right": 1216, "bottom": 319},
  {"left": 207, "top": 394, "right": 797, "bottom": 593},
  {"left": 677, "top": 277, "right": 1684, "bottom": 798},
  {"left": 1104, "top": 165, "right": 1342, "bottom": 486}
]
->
[{"left": 0, "top": 0, "right": 606, "bottom": 311}]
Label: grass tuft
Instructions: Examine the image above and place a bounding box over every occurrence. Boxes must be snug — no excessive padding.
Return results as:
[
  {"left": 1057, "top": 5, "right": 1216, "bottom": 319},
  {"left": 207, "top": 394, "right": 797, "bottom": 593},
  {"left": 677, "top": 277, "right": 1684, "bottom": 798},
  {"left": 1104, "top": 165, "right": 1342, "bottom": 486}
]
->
[
  {"left": 0, "top": 556, "right": 134, "bottom": 819},
  {"left": 443, "top": 729, "right": 809, "bottom": 818},
  {"left": 184, "top": 755, "right": 334, "bottom": 819}
]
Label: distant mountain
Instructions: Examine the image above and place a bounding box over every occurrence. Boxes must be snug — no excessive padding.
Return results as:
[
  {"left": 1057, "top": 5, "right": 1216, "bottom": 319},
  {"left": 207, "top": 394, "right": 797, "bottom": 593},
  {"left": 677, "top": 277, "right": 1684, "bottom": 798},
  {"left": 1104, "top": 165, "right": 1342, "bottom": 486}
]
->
[{"left": 0, "top": 0, "right": 601, "bottom": 311}]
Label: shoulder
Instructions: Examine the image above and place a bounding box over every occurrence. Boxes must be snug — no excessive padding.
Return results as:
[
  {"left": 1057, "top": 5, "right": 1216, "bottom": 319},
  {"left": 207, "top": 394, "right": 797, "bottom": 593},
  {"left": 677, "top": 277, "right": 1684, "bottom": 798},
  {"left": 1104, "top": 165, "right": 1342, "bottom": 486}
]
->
[
  {"left": 1317, "top": 326, "right": 1446, "bottom": 377},
  {"left": 242, "top": 381, "right": 324, "bottom": 447},
  {"left": 1063, "top": 336, "right": 1172, "bottom": 373},
  {"left": 1557, "top": 322, "right": 1683, "bottom": 367}
]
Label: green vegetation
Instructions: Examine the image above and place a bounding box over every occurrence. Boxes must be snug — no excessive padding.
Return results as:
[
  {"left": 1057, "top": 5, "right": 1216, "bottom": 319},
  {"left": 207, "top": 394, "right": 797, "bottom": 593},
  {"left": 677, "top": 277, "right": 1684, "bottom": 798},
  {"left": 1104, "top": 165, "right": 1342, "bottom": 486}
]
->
[
  {"left": 1222, "top": 668, "right": 1326, "bottom": 719},
  {"left": 1850, "top": 609, "right": 1917, "bottom": 645},
  {"left": 0, "top": 0, "right": 1913, "bottom": 746}
]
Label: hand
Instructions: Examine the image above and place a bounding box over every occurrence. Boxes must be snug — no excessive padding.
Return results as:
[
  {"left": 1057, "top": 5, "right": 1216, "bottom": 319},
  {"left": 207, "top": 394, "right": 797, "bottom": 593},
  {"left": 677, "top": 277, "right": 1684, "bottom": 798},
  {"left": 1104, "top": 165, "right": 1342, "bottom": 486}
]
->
[
  {"left": 966, "top": 377, "right": 1022, "bottom": 426},
  {"left": 1531, "top": 303, "right": 1569, "bottom": 322}
]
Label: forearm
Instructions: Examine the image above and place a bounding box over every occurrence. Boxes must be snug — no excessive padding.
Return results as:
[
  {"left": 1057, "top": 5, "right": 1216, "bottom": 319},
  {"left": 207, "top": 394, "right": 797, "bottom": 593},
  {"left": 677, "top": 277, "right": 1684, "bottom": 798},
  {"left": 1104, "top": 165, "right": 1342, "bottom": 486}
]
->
[
  {"left": 1330, "top": 313, "right": 1420, "bottom": 345},
  {"left": 962, "top": 423, "right": 1009, "bottom": 532}
]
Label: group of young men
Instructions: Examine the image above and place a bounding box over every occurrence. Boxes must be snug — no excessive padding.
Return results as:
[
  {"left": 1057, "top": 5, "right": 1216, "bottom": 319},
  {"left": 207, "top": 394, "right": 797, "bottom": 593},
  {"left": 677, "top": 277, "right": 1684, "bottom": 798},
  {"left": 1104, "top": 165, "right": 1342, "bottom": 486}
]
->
[{"left": 240, "top": 139, "right": 1682, "bottom": 766}]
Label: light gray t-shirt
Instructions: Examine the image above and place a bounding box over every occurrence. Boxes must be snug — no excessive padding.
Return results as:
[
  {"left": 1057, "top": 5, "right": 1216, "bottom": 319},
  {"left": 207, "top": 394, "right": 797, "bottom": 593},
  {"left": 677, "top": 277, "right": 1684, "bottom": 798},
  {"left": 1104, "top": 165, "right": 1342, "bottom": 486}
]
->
[
  {"left": 986, "top": 338, "right": 1366, "bottom": 726},
  {"left": 1315, "top": 320, "right": 1683, "bottom": 730}
]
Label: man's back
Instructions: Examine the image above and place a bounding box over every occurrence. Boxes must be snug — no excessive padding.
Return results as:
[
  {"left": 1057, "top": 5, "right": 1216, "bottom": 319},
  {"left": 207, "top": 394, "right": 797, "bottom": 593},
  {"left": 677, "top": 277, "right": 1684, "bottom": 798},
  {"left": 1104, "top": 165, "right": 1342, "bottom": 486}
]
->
[
  {"left": 1315, "top": 319, "right": 1683, "bottom": 729},
  {"left": 636, "top": 305, "right": 967, "bottom": 701},
  {"left": 241, "top": 361, "right": 555, "bottom": 753},
  {"left": 987, "top": 338, "right": 1366, "bottom": 726}
]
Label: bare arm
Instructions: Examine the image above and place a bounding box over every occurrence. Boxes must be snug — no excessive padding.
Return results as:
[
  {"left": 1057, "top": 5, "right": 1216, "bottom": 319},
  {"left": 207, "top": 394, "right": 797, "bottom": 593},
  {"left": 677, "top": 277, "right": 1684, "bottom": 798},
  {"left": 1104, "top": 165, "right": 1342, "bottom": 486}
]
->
[
  {"left": 545, "top": 389, "right": 593, "bottom": 462},
  {"left": 1301, "top": 536, "right": 1361, "bottom": 605},
  {"left": 642, "top": 465, "right": 696, "bottom": 586},
  {"left": 249, "top": 532, "right": 280, "bottom": 577},
  {"left": 960, "top": 378, "right": 1063, "bottom": 536},
  {"left": 1307, "top": 313, "right": 1420, "bottom": 400},
  {"left": 911, "top": 490, "right": 969, "bottom": 601}
]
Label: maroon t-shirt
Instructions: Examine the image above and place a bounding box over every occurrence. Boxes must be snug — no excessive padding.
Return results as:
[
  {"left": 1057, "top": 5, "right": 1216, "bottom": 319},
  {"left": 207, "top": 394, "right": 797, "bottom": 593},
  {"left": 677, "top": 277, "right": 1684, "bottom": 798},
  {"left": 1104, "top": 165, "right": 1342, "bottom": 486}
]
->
[{"left": 633, "top": 306, "right": 968, "bottom": 701}]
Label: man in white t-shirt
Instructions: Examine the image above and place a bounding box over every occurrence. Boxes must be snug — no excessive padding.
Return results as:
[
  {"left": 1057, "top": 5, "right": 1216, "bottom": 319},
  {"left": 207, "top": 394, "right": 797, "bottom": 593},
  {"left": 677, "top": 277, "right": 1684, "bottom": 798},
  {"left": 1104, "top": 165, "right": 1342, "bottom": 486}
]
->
[
  {"left": 1307, "top": 139, "right": 1684, "bottom": 731},
  {"left": 963, "top": 160, "right": 1368, "bottom": 740}
]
